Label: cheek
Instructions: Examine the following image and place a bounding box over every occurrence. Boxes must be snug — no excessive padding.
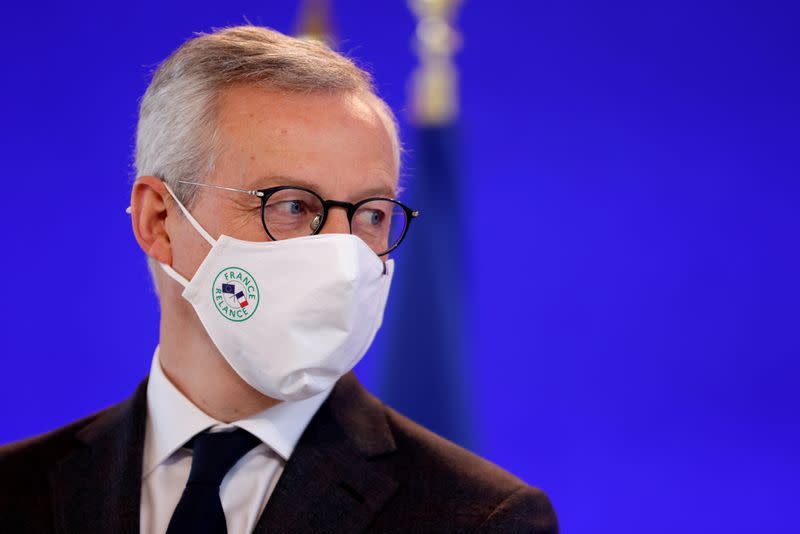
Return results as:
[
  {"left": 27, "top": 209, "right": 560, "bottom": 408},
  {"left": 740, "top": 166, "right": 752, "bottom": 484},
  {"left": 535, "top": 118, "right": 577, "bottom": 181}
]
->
[
  {"left": 227, "top": 207, "right": 272, "bottom": 242},
  {"left": 169, "top": 221, "right": 213, "bottom": 279},
  {"left": 168, "top": 200, "right": 218, "bottom": 276}
]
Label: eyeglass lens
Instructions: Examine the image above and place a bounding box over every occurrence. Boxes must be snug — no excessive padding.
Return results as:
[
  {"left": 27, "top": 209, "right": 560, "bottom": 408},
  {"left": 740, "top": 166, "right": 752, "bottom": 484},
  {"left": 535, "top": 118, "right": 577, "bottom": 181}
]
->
[{"left": 262, "top": 188, "right": 409, "bottom": 254}]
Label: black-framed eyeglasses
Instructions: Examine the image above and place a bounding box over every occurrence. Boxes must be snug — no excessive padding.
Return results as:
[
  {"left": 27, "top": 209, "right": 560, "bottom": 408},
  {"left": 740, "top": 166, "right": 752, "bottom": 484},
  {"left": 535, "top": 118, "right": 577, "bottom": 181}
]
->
[{"left": 175, "top": 180, "right": 419, "bottom": 256}]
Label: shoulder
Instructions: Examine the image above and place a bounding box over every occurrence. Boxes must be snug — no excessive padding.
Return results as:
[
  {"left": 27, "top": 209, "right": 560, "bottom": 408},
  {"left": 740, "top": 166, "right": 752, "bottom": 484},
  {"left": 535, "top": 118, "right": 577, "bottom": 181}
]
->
[
  {"left": 0, "top": 379, "right": 148, "bottom": 477},
  {"left": 0, "top": 391, "right": 139, "bottom": 492},
  {"left": 0, "top": 406, "right": 112, "bottom": 480},
  {"left": 327, "top": 374, "right": 558, "bottom": 532},
  {"left": 0, "top": 406, "right": 115, "bottom": 530},
  {"left": 377, "top": 405, "right": 558, "bottom": 533}
]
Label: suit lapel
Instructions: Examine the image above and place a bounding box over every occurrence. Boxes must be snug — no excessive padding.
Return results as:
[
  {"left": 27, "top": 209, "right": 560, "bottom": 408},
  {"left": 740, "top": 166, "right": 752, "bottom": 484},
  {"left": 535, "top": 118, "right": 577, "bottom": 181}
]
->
[
  {"left": 49, "top": 378, "right": 148, "bottom": 534},
  {"left": 45, "top": 372, "right": 397, "bottom": 534},
  {"left": 254, "top": 373, "right": 399, "bottom": 534}
]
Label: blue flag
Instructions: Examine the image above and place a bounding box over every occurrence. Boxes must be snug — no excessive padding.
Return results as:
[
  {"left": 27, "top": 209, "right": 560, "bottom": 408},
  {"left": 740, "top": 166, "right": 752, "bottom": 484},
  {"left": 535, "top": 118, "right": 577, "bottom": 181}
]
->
[{"left": 381, "top": 124, "right": 471, "bottom": 447}]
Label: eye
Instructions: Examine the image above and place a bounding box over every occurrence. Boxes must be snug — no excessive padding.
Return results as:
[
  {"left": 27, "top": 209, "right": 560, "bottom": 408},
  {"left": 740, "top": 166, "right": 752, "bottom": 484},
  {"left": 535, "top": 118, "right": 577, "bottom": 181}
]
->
[
  {"left": 356, "top": 208, "right": 385, "bottom": 227},
  {"left": 273, "top": 200, "right": 307, "bottom": 215},
  {"left": 352, "top": 201, "right": 398, "bottom": 235},
  {"left": 368, "top": 209, "right": 383, "bottom": 225},
  {"left": 355, "top": 209, "right": 386, "bottom": 227}
]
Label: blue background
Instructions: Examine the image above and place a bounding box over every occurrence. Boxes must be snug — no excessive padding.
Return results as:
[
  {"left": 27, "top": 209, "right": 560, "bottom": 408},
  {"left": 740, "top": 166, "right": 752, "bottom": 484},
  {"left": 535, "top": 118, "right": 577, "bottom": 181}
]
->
[{"left": 1, "top": 1, "right": 798, "bottom": 532}]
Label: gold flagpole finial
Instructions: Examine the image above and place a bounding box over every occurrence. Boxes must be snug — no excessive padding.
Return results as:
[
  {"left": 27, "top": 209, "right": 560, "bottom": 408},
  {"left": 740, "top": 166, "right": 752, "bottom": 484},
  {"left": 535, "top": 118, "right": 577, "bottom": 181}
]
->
[
  {"left": 408, "top": 0, "right": 463, "bottom": 125},
  {"left": 296, "top": 0, "right": 335, "bottom": 45}
]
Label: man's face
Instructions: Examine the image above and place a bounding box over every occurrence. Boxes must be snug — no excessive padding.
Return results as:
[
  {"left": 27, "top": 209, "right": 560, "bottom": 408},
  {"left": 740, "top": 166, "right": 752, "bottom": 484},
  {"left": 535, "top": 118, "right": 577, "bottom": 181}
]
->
[{"left": 168, "top": 84, "right": 398, "bottom": 280}]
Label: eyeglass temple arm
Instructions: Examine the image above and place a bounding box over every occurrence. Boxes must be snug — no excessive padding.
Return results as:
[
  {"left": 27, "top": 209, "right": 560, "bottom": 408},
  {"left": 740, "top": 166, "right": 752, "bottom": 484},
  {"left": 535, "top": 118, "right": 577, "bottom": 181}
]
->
[
  {"left": 124, "top": 180, "right": 263, "bottom": 214},
  {"left": 175, "top": 180, "right": 265, "bottom": 197},
  {"left": 127, "top": 181, "right": 420, "bottom": 218}
]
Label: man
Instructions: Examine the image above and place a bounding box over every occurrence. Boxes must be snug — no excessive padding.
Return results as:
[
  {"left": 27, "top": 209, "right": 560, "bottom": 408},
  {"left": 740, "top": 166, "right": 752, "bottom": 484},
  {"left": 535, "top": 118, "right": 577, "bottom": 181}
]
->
[{"left": 0, "top": 26, "right": 557, "bottom": 533}]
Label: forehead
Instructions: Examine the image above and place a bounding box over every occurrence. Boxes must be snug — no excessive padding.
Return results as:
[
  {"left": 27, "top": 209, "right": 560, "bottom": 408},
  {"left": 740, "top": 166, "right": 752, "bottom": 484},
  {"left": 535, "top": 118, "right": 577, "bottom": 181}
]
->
[{"left": 211, "top": 84, "right": 398, "bottom": 199}]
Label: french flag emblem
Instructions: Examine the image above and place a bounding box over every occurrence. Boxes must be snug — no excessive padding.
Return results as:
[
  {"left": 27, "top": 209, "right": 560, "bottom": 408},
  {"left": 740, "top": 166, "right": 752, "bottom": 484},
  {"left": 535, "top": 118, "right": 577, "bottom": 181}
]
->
[{"left": 221, "top": 283, "right": 249, "bottom": 308}]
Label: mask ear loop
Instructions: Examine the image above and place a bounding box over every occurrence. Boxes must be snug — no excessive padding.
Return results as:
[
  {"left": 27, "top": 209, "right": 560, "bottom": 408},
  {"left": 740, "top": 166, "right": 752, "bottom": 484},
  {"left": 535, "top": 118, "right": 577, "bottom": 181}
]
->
[
  {"left": 124, "top": 183, "right": 217, "bottom": 247},
  {"left": 163, "top": 183, "right": 217, "bottom": 247},
  {"left": 125, "top": 183, "right": 219, "bottom": 288},
  {"left": 158, "top": 183, "right": 221, "bottom": 287}
]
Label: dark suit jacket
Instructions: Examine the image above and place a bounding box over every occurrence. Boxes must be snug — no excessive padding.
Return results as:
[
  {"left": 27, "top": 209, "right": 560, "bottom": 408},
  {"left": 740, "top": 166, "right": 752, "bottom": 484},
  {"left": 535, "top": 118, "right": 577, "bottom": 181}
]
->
[{"left": 0, "top": 372, "right": 557, "bottom": 533}]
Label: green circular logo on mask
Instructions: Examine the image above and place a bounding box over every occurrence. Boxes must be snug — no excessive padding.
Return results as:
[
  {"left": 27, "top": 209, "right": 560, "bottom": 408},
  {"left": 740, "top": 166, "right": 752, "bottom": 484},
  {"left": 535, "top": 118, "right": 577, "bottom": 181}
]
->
[{"left": 212, "top": 267, "right": 260, "bottom": 322}]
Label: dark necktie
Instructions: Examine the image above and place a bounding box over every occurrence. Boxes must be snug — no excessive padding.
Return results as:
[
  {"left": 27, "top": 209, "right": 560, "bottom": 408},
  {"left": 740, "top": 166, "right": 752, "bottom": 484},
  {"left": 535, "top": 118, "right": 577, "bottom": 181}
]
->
[{"left": 166, "top": 428, "right": 261, "bottom": 534}]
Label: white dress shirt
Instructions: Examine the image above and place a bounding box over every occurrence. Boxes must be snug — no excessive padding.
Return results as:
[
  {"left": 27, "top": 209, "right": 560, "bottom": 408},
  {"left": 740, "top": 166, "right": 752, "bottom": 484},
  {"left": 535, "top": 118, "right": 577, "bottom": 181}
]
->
[{"left": 140, "top": 347, "right": 331, "bottom": 534}]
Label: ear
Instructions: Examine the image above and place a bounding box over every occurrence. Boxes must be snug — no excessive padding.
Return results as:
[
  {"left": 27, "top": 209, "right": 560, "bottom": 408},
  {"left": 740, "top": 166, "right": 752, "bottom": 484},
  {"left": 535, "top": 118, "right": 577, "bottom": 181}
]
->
[{"left": 130, "top": 176, "right": 172, "bottom": 265}]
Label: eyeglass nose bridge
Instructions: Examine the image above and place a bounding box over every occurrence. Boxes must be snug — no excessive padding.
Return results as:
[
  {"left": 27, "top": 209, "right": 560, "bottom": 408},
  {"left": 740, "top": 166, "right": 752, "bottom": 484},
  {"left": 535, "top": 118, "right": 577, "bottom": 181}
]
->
[{"left": 312, "top": 199, "right": 357, "bottom": 234}]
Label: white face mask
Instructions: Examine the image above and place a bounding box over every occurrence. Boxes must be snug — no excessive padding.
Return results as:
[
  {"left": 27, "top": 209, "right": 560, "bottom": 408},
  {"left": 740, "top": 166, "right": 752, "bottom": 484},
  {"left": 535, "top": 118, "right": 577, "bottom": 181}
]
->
[{"left": 159, "top": 186, "right": 394, "bottom": 401}]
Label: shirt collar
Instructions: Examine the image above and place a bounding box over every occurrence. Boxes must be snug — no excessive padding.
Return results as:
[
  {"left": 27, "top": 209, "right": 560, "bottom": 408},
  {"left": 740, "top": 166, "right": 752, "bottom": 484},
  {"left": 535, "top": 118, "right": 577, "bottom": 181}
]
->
[{"left": 142, "top": 346, "right": 331, "bottom": 477}]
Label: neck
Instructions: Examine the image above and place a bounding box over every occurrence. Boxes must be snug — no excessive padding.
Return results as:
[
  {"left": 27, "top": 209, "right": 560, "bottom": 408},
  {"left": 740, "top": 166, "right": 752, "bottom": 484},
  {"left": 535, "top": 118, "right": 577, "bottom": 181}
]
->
[{"left": 157, "top": 297, "right": 280, "bottom": 422}]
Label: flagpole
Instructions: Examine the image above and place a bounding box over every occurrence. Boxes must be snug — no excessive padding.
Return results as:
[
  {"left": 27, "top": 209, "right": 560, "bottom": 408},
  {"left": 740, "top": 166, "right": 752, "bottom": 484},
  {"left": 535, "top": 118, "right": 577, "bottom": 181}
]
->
[
  {"left": 296, "top": 0, "right": 335, "bottom": 45},
  {"left": 380, "top": 0, "right": 471, "bottom": 446},
  {"left": 408, "top": 0, "right": 462, "bottom": 125}
]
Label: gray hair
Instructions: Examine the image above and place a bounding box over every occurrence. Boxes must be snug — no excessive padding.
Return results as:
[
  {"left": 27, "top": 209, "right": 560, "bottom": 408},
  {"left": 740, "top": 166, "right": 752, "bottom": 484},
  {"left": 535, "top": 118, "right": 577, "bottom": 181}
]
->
[{"left": 135, "top": 25, "right": 400, "bottom": 207}]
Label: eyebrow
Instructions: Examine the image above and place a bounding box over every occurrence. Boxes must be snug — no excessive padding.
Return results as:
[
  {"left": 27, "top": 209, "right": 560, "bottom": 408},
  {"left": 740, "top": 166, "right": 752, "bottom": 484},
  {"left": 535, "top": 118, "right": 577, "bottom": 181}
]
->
[{"left": 245, "top": 174, "right": 398, "bottom": 199}]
